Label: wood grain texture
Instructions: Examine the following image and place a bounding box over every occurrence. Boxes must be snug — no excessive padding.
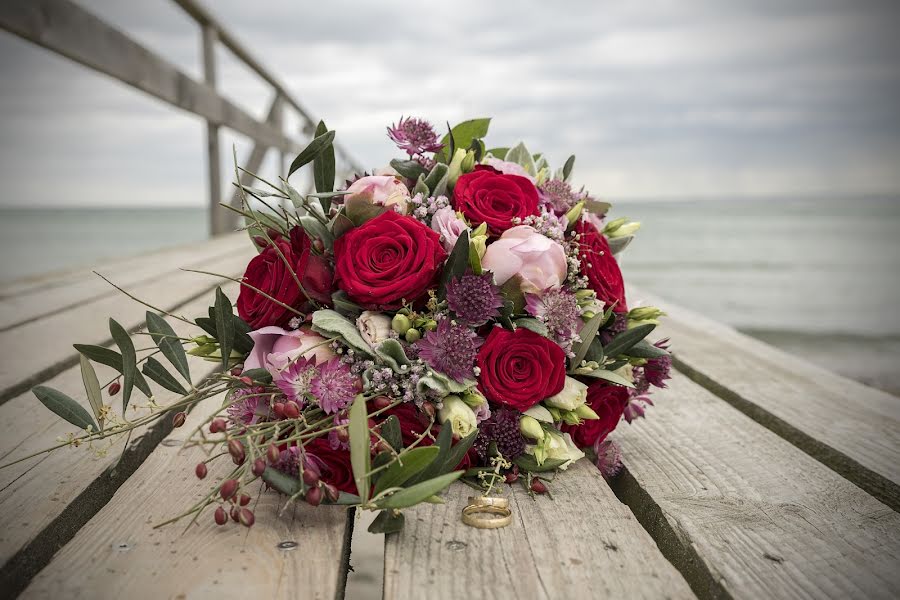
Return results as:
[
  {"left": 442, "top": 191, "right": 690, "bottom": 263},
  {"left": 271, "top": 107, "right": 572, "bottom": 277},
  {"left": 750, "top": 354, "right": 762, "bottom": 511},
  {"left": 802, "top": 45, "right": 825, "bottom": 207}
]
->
[
  {"left": 611, "top": 372, "right": 900, "bottom": 600},
  {"left": 0, "top": 246, "right": 253, "bottom": 403},
  {"left": 628, "top": 286, "right": 900, "bottom": 510},
  {"left": 21, "top": 394, "right": 353, "bottom": 600},
  {"left": 384, "top": 459, "right": 695, "bottom": 600}
]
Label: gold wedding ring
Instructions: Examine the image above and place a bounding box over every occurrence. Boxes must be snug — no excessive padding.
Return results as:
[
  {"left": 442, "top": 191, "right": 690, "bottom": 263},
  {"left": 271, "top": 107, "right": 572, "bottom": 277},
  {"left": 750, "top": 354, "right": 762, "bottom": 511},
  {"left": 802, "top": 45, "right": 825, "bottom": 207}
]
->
[
  {"left": 467, "top": 495, "right": 509, "bottom": 509},
  {"left": 461, "top": 500, "right": 512, "bottom": 529}
]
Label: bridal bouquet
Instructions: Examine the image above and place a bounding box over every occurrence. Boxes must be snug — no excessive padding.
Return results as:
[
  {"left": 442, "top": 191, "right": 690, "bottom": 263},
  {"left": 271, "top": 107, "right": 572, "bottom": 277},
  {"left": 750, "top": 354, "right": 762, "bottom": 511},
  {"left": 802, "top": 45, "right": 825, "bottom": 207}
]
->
[{"left": 22, "top": 117, "right": 670, "bottom": 532}]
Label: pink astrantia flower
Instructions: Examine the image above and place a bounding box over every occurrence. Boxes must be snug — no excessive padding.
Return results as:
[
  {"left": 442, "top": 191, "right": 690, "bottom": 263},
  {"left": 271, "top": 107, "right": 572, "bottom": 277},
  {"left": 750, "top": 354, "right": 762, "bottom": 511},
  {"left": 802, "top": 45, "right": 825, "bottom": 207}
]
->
[
  {"left": 445, "top": 272, "right": 504, "bottom": 327},
  {"left": 416, "top": 318, "right": 484, "bottom": 382},
  {"left": 275, "top": 356, "right": 320, "bottom": 406},
  {"left": 310, "top": 358, "right": 360, "bottom": 414},
  {"left": 594, "top": 439, "right": 623, "bottom": 479},
  {"left": 524, "top": 288, "right": 582, "bottom": 353},
  {"left": 226, "top": 386, "right": 269, "bottom": 426},
  {"left": 387, "top": 116, "right": 443, "bottom": 157}
]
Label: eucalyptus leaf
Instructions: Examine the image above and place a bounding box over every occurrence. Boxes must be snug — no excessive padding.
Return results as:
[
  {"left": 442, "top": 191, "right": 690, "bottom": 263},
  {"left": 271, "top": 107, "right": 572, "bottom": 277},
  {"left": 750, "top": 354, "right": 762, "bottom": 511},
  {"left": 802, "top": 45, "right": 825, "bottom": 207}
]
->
[
  {"left": 349, "top": 395, "right": 371, "bottom": 503},
  {"left": 312, "top": 121, "right": 336, "bottom": 194},
  {"left": 288, "top": 129, "right": 335, "bottom": 177},
  {"left": 78, "top": 355, "right": 104, "bottom": 430},
  {"left": 562, "top": 155, "right": 576, "bottom": 181},
  {"left": 214, "top": 287, "right": 234, "bottom": 370},
  {"left": 142, "top": 357, "right": 189, "bottom": 395},
  {"left": 311, "top": 309, "right": 374, "bottom": 357},
  {"left": 570, "top": 311, "right": 606, "bottom": 371},
  {"left": 373, "top": 446, "right": 439, "bottom": 496},
  {"left": 375, "top": 471, "right": 463, "bottom": 509},
  {"left": 582, "top": 368, "right": 635, "bottom": 388},
  {"left": 368, "top": 510, "right": 405, "bottom": 534},
  {"left": 33, "top": 386, "right": 97, "bottom": 432},
  {"left": 109, "top": 318, "right": 136, "bottom": 412},
  {"left": 73, "top": 344, "right": 152, "bottom": 397},
  {"left": 438, "top": 230, "right": 470, "bottom": 301},
  {"left": 146, "top": 312, "right": 190, "bottom": 384},
  {"left": 604, "top": 323, "right": 655, "bottom": 358}
]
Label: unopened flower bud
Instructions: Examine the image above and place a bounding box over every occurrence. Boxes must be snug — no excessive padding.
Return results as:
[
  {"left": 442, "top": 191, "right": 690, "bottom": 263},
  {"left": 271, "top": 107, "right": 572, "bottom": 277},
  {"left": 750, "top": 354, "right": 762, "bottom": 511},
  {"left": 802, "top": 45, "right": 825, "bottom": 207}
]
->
[
  {"left": 172, "top": 412, "right": 186, "bottom": 428},
  {"left": 607, "top": 221, "right": 640, "bottom": 238},
  {"left": 564, "top": 201, "right": 584, "bottom": 227},
  {"left": 306, "top": 486, "right": 323, "bottom": 507},
  {"left": 251, "top": 458, "right": 266, "bottom": 477},
  {"left": 574, "top": 403, "right": 600, "bottom": 420},
  {"left": 267, "top": 444, "right": 280, "bottom": 464},
  {"left": 519, "top": 415, "right": 545, "bottom": 441},
  {"left": 404, "top": 328, "right": 421, "bottom": 343},
  {"left": 228, "top": 439, "right": 245, "bottom": 465},
  {"left": 336, "top": 427, "right": 350, "bottom": 443},
  {"left": 461, "top": 149, "right": 476, "bottom": 173},
  {"left": 229, "top": 366, "right": 243, "bottom": 376},
  {"left": 447, "top": 147, "right": 467, "bottom": 188},
  {"left": 283, "top": 401, "right": 301, "bottom": 419},
  {"left": 322, "top": 482, "right": 339, "bottom": 503},
  {"left": 302, "top": 461, "right": 321, "bottom": 486},
  {"left": 373, "top": 396, "right": 392, "bottom": 410},
  {"left": 239, "top": 493, "right": 251, "bottom": 506},
  {"left": 530, "top": 478, "right": 548, "bottom": 494},
  {"left": 423, "top": 320, "right": 438, "bottom": 331},
  {"left": 238, "top": 376, "right": 253, "bottom": 386},
  {"left": 108, "top": 381, "right": 121, "bottom": 396},
  {"left": 195, "top": 463, "right": 208, "bottom": 479},
  {"left": 219, "top": 478, "right": 238, "bottom": 501},
  {"left": 214, "top": 506, "right": 227, "bottom": 525},
  {"left": 273, "top": 402, "right": 286, "bottom": 419},
  {"left": 391, "top": 314, "right": 411, "bottom": 335},
  {"left": 239, "top": 508, "right": 255, "bottom": 527},
  {"left": 209, "top": 418, "right": 227, "bottom": 434},
  {"left": 231, "top": 506, "right": 240, "bottom": 521},
  {"left": 603, "top": 217, "right": 628, "bottom": 235}
]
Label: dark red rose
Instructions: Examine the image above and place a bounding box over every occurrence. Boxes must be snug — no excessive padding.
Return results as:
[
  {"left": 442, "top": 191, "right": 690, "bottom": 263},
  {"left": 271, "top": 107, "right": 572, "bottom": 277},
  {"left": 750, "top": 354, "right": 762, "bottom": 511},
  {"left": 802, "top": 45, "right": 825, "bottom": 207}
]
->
[
  {"left": 575, "top": 220, "right": 628, "bottom": 313},
  {"left": 306, "top": 438, "right": 356, "bottom": 495},
  {"left": 563, "top": 382, "right": 629, "bottom": 448},
  {"left": 476, "top": 326, "right": 566, "bottom": 411},
  {"left": 237, "top": 228, "right": 333, "bottom": 329},
  {"left": 452, "top": 165, "right": 539, "bottom": 236},
  {"left": 333, "top": 211, "right": 447, "bottom": 309}
]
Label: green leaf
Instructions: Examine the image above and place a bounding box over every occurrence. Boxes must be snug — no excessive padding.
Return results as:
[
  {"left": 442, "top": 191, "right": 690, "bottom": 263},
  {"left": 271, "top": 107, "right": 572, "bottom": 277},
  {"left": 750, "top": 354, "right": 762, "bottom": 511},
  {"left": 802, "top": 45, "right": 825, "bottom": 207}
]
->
[
  {"left": 288, "top": 129, "right": 335, "bottom": 177},
  {"left": 375, "top": 339, "right": 411, "bottom": 372},
  {"left": 142, "top": 357, "right": 189, "bottom": 395},
  {"left": 312, "top": 121, "right": 336, "bottom": 194},
  {"left": 438, "top": 230, "right": 470, "bottom": 301},
  {"left": 435, "top": 119, "right": 491, "bottom": 163},
  {"left": 423, "top": 163, "right": 449, "bottom": 194},
  {"left": 298, "top": 215, "right": 334, "bottom": 252},
  {"left": 604, "top": 323, "right": 656, "bottom": 358},
  {"left": 214, "top": 287, "right": 234, "bottom": 370},
  {"left": 412, "top": 174, "right": 429, "bottom": 196},
  {"left": 373, "top": 446, "right": 439, "bottom": 496},
  {"left": 467, "top": 137, "right": 486, "bottom": 161},
  {"left": 231, "top": 314, "right": 254, "bottom": 354},
  {"left": 73, "top": 344, "right": 152, "bottom": 397},
  {"left": 582, "top": 368, "right": 635, "bottom": 388},
  {"left": 381, "top": 415, "right": 402, "bottom": 453},
  {"left": 368, "top": 510, "right": 405, "bottom": 534},
  {"left": 78, "top": 355, "right": 104, "bottom": 430},
  {"left": 332, "top": 290, "right": 363, "bottom": 318},
  {"left": 390, "top": 159, "right": 427, "bottom": 180},
  {"left": 311, "top": 309, "right": 374, "bottom": 357},
  {"left": 608, "top": 234, "right": 634, "bottom": 256},
  {"left": 441, "top": 429, "right": 478, "bottom": 474},
  {"left": 515, "top": 317, "right": 549, "bottom": 337},
  {"left": 486, "top": 147, "right": 509, "bottom": 159},
  {"left": 376, "top": 471, "right": 463, "bottom": 509},
  {"left": 33, "top": 386, "right": 97, "bottom": 432},
  {"left": 241, "top": 368, "right": 273, "bottom": 384},
  {"left": 193, "top": 317, "right": 217, "bottom": 339},
  {"left": 408, "top": 424, "right": 452, "bottom": 485},
  {"left": 109, "top": 319, "right": 136, "bottom": 412},
  {"left": 146, "top": 312, "right": 190, "bottom": 384},
  {"left": 514, "top": 455, "right": 568, "bottom": 473},
  {"left": 262, "top": 467, "right": 303, "bottom": 496},
  {"left": 625, "top": 339, "right": 669, "bottom": 359},
  {"left": 329, "top": 491, "right": 363, "bottom": 505},
  {"left": 505, "top": 142, "right": 536, "bottom": 176},
  {"left": 562, "top": 155, "right": 575, "bottom": 180},
  {"left": 349, "top": 395, "right": 371, "bottom": 503},
  {"left": 570, "top": 311, "right": 606, "bottom": 371}
]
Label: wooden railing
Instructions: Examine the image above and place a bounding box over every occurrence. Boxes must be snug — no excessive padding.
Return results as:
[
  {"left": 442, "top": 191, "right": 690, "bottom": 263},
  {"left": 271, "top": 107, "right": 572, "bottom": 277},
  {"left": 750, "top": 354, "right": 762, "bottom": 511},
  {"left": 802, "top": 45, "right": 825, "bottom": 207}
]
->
[{"left": 0, "top": 0, "right": 363, "bottom": 235}]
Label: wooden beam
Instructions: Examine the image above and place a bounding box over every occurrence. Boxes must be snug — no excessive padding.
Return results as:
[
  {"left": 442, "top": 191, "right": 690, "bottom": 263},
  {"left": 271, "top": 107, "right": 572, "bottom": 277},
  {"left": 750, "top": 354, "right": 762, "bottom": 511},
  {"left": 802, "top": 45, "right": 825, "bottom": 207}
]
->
[
  {"left": 0, "top": 0, "right": 298, "bottom": 155},
  {"left": 202, "top": 25, "right": 226, "bottom": 236},
  {"left": 229, "top": 93, "right": 284, "bottom": 217}
]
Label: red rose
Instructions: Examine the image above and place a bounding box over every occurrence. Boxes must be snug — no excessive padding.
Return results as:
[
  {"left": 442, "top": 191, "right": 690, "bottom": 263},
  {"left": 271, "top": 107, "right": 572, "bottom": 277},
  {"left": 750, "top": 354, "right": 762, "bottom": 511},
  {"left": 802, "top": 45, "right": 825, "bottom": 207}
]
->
[
  {"left": 333, "top": 211, "right": 447, "bottom": 309},
  {"left": 575, "top": 220, "right": 628, "bottom": 313},
  {"left": 237, "top": 228, "right": 333, "bottom": 329},
  {"left": 306, "top": 438, "right": 356, "bottom": 494},
  {"left": 476, "top": 327, "right": 566, "bottom": 411},
  {"left": 452, "top": 165, "right": 539, "bottom": 236},
  {"left": 563, "top": 382, "right": 629, "bottom": 448}
]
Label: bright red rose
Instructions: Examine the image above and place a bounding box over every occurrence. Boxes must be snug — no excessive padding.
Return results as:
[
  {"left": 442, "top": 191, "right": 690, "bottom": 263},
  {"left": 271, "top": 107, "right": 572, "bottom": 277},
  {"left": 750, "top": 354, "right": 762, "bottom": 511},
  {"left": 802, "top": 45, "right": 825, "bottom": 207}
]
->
[
  {"left": 452, "top": 165, "right": 539, "bottom": 236},
  {"left": 237, "top": 228, "right": 333, "bottom": 329},
  {"left": 563, "top": 382, "right": 629, "bottom": 448},
  {"left": 306, "top": 438, "right": 356, "bottom": 494},
  {"left": 575, "top": 220, "right": 628, "bottom": 313},
  {"left": 476, "top": 327, "right": 566, "bottom": 411},
  {"left": 333, "top": 211, "right": 447, "bottom": 309}
]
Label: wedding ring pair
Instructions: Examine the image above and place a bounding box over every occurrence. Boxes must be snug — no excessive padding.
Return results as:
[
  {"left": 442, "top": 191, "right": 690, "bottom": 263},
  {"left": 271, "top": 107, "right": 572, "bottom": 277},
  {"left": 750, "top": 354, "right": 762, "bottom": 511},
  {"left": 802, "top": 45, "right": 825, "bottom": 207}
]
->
[{"left": 461, "top": 495, "right": 512, "bottom": 529}]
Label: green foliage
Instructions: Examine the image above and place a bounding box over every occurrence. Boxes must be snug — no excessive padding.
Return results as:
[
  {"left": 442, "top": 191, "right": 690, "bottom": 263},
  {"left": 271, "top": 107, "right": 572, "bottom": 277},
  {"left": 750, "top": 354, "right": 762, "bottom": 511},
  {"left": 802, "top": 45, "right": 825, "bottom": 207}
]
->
[
  {"left": 373, "top": 446, "right": 439, "bottom": 496},
  {"left": 73, "top": 344, "right": 152, "bottom": 396},
  {"left": 569, "top": 310, "right": 606, "bottom": 371},
  {"left": 504, "top": 142, "right": 536, "bottom": 176},
  {"left": 109, "top": 318, "right": 136, "bottom": 412},
  {"left": 288, "top": 129, "right": 335, "bottom": 177},
  {"left": 562, "top": 155, "right": 575, "bottom": 180},
  {"left": 312, "top": 120, "right": 336, "bottom": 194},
  {"left": 368, "top": 510, "right": 405, "bottom": 534},
  {"left": 262, "top": 467, "right": 303, "bottom": 496},
  {"left": 375, "top": 339, "right": 411, "bottom": 373},
  {"left": 241, "top": 368, "right": 273, "bottom": 384},
  {"left": 424, "top": 163, "right": 449, "bottom": 196},
  {"left": 78, "top": 355, "right": 104, "bottom": 430},
  {"left": 625, "top": 339, "right": 669, "bottom": 359},
  {"left": 581, "top": 368, "right": 635, "bottom": 388},
  {"left": 486, "top": 147, "right": 509, "bottom": 159},
  {"left": 390, "top": 159, "right": 427, "bottom": 180},
  {"left": 33, "top": 386, "right": 97, "bottom": 432},
  {"left": 434, "top": 119, "right": 491, "bottom": 163},
  {"left": 514, "top": 318, "right": 549, "bottom": 338},
  {"left": 214, "top": 287, "right": 234, "bottom": 370},
  {"left": 604, "top": 323, "right": 655, "bottom": 357},
  {"left": 375, "top": 471, "right": 463, "bottom": 509},
  {"left": 142, "top": 357, "right": 188, "bottom": 395},
  {"left": 380, "top": 415, "right": 402, "bottom": 452},
  {"left": 349, "top": 395, "right": 371, "bottom": 503},
  {"left": 311, "top": 309, "right": 374, "bottom": 357},
  {"left": 438, "top": 230, "right": 470, "bottom": 301},
  {"left": 146, "top": 312, "right": 190, "bottom": 384},
  {"left": 515, "top": 455, "right": 569, "bottom": 473}
]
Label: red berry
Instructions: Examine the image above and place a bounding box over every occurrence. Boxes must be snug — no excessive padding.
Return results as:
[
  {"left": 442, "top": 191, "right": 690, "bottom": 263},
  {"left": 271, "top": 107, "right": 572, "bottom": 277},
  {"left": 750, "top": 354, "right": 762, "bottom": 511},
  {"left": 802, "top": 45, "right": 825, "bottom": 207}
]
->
[
  {"left": 209, "top": 418, "right": 227, "bottom": 434},
  {"left": 283, "top": 401, "right": 300, "bottom": 419},
  {"left": 239, "top": 376, "right": 252, "bottom": 386},
  {"left": 230, "top": 506, "right": 240, "bottom": 522},
  {"left": 373, "top": 396, "right": 392, "bottom": 410},
  {"left": 214, "top": 506, "right": 227, "bottom": 525},
  {"left": 219, "top": 478, "right": 238, "bottom": 501},
  {"left": 273, "top": 402, "right": 286, "bottom": 419},
  {"left": 322, "top": 482, "right": 339, "bottom": 503},
  {"left": 251, "top": 458, "right": 267, "bottom": 477},
  {"left": 230, "top": 366, "right": 243, "bottom": 376},
  {"left": 195, "top": 463, "right": 208, "bottom": 479},
  {"left": 108, "top": 381, "right": 121, "bottom": 396},
  {"left": 306, "top": 486, "right": 323, "bottom": 507},
  {"left": 530, "top": 478, "right": 548, "bottom": 494},
  {"left": 267, "top": 444, "right": 280, "bottom": 464},
  {"left": 228, "top": 439, "right": 245, "bottom": 464},
  {"left": 302, "top": 467, "right": 320, "bottom": 486},
  {"left": 239, "top": 493, "right": 251, "bottom": 506},
  {"left": 172, "top": 412, "right": 187, "bottom": 428},
  {"left": 239, "top": 508, "right": 255, "bottom": 527},
  {"left": 336, "top": 427, "right": 350, "bottom": 443}
]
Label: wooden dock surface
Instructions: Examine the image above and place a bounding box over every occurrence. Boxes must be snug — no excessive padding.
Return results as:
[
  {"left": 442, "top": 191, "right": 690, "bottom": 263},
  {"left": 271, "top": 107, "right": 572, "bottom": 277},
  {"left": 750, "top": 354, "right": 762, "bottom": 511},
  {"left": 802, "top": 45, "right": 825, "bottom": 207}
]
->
[{"left": 0, "top": 234, "right": 897, "bottom": 599}]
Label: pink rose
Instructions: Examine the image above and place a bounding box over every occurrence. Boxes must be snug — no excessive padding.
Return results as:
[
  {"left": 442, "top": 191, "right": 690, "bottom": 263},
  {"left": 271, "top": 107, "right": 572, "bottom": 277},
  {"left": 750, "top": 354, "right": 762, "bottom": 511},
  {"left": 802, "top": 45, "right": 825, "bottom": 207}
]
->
[
  {"left": 430, "top": 206, "right": 467, "bottom": 252},
  {"left": 483, "top": 157, "right": 535, "bottom": 183},
  {"left": 481, "top": 225, "right": 567, "bottom": 294},
  {"left": 244, "top": 326, "right": 336, "bottom": 377},
  {"left": 344, "top": 175, "right": 410, "bottom": 214}
]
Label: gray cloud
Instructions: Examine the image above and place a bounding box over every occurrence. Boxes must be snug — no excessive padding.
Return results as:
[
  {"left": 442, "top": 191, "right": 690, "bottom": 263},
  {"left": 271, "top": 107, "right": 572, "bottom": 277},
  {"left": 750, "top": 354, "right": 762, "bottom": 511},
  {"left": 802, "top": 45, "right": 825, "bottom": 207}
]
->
[{"left": 0, "top": 0, "right": 898, "bottom": 207}]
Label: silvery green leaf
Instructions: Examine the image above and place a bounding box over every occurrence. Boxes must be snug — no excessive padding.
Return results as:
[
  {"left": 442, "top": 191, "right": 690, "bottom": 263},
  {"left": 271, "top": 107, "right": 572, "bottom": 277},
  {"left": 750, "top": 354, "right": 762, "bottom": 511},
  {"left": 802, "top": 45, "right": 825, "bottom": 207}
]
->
[
  {"left": 311, "top": 309, "right": 374, "bottom": 357},
  {"left": 505, "top": 142, "right": 536, "bottom": 176},
  {"left": 415, "top": 371, "right": 475, "bottom": 397},
  {"left": 349, "top": 395, "right": 371, "bottom": 503},
  {"left": 376, "top": 339, "right": 411, "bottom": 372},
  {"left": 562, "top": 155, "right": 576, "bottom": 181},
  {"left": 514, "top": 318, "right": 549, "bottom": 337},
  {"left": 581, "top": 368, "right": 635, "bottom": 388},
  {"left": 33, "top": 386, "right": 98, "bottom": 432},
  {"left": 608, "top": 234, "right": 634, "bottom": 256},
  {"left": 79, "top": 355, "right": 104, "bottom": 430}
]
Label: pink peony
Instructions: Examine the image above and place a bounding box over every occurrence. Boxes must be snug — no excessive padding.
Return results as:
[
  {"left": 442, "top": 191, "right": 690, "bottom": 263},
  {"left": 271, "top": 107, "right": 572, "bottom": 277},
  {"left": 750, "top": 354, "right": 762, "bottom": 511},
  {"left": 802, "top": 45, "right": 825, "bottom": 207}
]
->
[
  {"left": 243, "top": 326, "right": 335, "bottom": 377},
  {"left": 343, "top": 175, "right": 410, "bottom": 214},
  {"left": 481, "top": 225, "right": 567, "bottom": 294}
]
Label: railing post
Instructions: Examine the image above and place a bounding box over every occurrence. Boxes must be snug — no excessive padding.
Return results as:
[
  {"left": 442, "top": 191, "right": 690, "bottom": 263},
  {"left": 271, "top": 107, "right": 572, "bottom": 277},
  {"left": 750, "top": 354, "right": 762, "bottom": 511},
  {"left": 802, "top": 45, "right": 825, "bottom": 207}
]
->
[{"left": 202, "top": 25, "right": 226, "bottom": 236}]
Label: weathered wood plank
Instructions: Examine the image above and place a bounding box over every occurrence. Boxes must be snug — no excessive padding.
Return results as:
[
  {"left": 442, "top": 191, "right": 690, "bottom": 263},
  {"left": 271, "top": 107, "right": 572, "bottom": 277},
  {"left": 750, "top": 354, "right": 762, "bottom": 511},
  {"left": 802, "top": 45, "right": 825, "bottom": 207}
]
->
[
  {"left": 0, "top": 247, "right": 253, "bottom": 403},
  {"left": 0, "top": 234, "right": 245, "bottom": 330},
  {"left": 610, "top": 372, "right": 900, "bottom": 600},
  {"left": 0, "top": 285, "right": 240, "bottom": 594},
  {"left": 20, "top": 393, "right": 353, "bottom": 600},
  {"left": 384, "top": 460, "right": 695, "bottom": 600},
  {"left": 627, "top": 286, "right": 900, "bottom": 511}
]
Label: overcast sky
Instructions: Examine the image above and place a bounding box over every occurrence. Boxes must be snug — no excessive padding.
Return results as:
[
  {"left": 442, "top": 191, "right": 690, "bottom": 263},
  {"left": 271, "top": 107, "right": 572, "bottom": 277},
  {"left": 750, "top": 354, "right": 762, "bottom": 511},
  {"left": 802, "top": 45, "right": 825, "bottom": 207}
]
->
[{"left": 0, "top": 0, "right": 898, "bottom": 208}]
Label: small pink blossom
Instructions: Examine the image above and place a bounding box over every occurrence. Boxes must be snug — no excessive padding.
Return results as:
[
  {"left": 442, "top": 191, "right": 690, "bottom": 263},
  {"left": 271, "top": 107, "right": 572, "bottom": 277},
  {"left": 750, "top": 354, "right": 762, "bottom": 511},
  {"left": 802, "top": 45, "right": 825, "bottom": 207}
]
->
[
  {"left": 481, "top": 225, "right": 567, "bottom": 294},
  {"left": 430, "top": 206, "right": 467, "bottom": 252}
]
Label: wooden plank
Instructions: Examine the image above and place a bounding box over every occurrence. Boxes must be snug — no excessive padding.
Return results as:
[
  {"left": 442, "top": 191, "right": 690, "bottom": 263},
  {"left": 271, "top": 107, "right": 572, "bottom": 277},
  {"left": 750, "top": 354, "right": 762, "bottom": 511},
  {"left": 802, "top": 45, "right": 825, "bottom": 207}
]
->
[
  {"left": 0, "top": 245, "right": 253, "bottom": 403},
  {"left": 628, "top": 285, "right": 900, "bottom": 510},
  {"left": 20, "top": 395, "right": 353, "bottom": 600},
  {"left": 383, "top": 460, "right": 695, "bottom": 600},
  {"left": 610, "top": 372, "right": 900, "bottom": 599},
  {"left": 0, "top": 0, "right": 298, "bottom": 154},
  {"left": 0, "top": 234, "right": 245, "bottom": 331},
  {"left": 0, "top": 284, "right": 240, "bottom": 595}
]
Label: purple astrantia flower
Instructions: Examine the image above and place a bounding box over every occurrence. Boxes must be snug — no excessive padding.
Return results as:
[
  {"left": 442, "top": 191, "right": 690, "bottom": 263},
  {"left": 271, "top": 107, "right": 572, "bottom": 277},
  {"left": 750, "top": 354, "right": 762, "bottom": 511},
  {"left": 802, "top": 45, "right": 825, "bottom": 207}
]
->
[
  {"left": 445, "top": 273, "right": 504, "bottom": 327},
  {"left": 473, "top": 407, "right": 526, "bottom": 460},
  {"left": 539, "top": 179, "right": 581, "bottom": 214},
  {"left": 387, "top": 116, "right": 444, "bottom": 158},
  {"left": 623, "top": 393, "right": 654, "bottom": 423},
  {"left": 274, "top": 446, "right": 302, "bottom": 477},
  {"left": 310, "top": 358, "right": 360, "bottom": 414},
  {"left": 593, "top": 439, "right": 623, "bottom": 479},
  {"left": 524, "top": 288, "right": 582, "bottom": 353},
  {"left": 643, "top": 338, "right": 672, "bottom": 388},
  {"left": 226, "top": 386, "right": 270, "bottom": 425},
  {"left": 275, "top": 357, "right": 320, "bottom": 406},
  {"left": 416, "top": 319, "right": 484, "bottom": 382}
]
